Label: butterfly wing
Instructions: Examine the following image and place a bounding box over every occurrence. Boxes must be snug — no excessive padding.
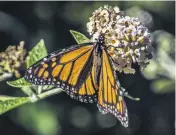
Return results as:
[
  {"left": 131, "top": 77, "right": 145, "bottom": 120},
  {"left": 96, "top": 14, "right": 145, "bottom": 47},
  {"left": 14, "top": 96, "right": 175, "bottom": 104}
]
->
[
  {"left": 97, "top": 48, "right": 129, "bottom": 127},
  {"left": 24, "top": 43, "right": 98, "bottom": 103},
  {"left": 72, "top": 57, "right": 98, "bottom": 103}
]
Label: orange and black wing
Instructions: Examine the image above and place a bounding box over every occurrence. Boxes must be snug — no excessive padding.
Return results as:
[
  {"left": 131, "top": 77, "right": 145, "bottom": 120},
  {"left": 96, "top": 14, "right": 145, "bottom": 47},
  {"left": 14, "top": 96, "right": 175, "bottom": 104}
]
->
[
  {"left": 24, "top": 43, "right": 98, "bottom": 103},
  {"left": 97, "top": 48, "right": 129, "bottom": 127},
  {"left": 72, "top": 59, "right": 98, "bottom": 103}
]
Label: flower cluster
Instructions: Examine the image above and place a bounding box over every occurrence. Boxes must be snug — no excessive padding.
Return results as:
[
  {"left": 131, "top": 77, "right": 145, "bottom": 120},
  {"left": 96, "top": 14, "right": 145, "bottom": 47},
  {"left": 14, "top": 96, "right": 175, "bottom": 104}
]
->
[
  {"left": 87, "top": 5, "right": 153, "bottom": 74},
  {"left": 0, "top": 41, "right": 26, "bottom": 78},
  {"left": 87, "top": 5, "right": 123, "bottom": 41}
]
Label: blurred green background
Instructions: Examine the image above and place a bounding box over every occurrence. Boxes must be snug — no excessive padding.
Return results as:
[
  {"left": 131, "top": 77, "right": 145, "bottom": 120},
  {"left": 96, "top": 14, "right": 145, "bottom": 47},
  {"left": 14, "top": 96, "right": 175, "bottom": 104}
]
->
[{"left": 0, "top": 1, "right": 175, "bottom": 135}]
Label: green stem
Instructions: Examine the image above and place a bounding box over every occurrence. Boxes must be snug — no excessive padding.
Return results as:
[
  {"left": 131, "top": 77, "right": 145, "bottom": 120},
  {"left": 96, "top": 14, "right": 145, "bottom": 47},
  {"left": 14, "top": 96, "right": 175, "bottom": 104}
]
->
[
  {"left": 0, "top": 88, "right": 64, "bottom": 115},
  {"left": 29, "top": 87, "right": 64, "bottom": 102}
]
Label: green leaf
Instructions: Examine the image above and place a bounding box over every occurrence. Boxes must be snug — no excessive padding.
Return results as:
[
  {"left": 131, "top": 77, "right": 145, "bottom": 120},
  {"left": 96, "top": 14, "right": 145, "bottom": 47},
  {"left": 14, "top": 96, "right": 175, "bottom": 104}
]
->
[
  {"left": 0, "top": 96, "right": 30, "bottom": 115},
  {"left": 26, "top": 39, "right": 48, "bottom": 68},
  {"left": 7, "top": 78, "right": 32, "bottom": 88},
  {"left": 7, "top": 78, "right": 35, "bottom": 96},
  {"left": 70, "top": 30, "right": 90, "bottom": 44}
]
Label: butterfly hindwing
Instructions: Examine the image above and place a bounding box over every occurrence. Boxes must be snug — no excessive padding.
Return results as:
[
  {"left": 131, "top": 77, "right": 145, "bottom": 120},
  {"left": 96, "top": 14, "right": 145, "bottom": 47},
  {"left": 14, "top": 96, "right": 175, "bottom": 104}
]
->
[
  {"left": 97, "top": 48, "right": 129, "bottom": 127},
  {"left": 24, "top": 43, "right": 98, "bottom": 103}
]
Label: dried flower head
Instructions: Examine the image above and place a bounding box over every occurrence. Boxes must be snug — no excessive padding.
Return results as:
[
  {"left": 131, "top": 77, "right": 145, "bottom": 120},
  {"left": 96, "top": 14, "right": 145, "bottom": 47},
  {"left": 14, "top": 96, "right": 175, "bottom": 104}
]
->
[
  {"left": 0, "top": 41, "right": 26, "bottom": 78},
  {"left": 87, "top": 5, "right": 154, "bottom": 74}
]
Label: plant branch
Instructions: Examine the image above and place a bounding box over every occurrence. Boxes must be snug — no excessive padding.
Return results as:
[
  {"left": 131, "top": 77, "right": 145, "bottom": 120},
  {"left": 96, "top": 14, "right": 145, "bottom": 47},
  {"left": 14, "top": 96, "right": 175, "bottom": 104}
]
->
[{"left": 29, "top": 87, "right": 64, "bottom": 103}]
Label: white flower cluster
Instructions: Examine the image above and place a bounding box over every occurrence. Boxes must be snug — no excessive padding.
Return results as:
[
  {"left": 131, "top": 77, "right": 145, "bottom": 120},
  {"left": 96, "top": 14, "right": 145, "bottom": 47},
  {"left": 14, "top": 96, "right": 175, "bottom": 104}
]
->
[
  {"left": 87, "top": 5, "right": 153, "bottom": 74},
  {"left": 87, "top": 5, "right": 122, "bottom": 41}
]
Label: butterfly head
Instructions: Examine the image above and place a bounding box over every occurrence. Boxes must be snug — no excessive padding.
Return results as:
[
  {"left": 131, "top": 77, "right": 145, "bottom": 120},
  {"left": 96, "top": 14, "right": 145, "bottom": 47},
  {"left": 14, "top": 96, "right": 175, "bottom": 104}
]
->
[{"left": 97, "top": 34, "right": 105, "bottom": 46}]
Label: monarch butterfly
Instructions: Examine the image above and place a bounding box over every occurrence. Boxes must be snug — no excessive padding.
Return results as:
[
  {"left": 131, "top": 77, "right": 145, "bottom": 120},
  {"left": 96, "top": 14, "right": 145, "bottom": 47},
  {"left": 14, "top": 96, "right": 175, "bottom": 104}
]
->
[{"left": 24, "top": 34, "right": 129, "bottom": 127}]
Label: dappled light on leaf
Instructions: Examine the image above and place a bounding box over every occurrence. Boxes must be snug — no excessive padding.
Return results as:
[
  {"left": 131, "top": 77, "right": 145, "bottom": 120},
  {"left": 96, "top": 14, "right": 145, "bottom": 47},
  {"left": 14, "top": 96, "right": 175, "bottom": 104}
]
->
[
  {"left": 0, "top": 96, "right": 29, "bottom": 115},
  {"left": 7, "top": 77, "right": 31, "bottom": 88}
]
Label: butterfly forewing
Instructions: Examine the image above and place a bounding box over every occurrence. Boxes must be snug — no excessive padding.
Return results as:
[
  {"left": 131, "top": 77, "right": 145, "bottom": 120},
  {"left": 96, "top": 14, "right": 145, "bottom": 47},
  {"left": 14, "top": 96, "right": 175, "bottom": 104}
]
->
[
  {"left": 97, "top": 48, "right": 129, "bottom": 127},
  {"left": 24, "top": 43, "right": 98, "bottom": 103}
]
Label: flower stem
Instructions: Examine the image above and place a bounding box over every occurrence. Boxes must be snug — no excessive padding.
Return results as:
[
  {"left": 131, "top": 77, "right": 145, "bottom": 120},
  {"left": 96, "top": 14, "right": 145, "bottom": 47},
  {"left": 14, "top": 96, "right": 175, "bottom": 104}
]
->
[{"left": 29, "top": 87, "right": 64, "bottom": 102}]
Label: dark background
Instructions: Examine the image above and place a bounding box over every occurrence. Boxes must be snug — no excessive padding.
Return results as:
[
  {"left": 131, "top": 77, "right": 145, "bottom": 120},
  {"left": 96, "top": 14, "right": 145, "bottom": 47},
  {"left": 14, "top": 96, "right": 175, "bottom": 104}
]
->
[{"left": 0, "top": 1, "right": 175, "bottom": 135}]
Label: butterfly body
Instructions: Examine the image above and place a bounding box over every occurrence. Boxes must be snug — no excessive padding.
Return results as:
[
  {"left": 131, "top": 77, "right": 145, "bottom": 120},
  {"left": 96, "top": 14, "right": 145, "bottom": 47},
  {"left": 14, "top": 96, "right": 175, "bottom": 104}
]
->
[{"left": 24, "top": 34, "right": 129, "bottom": 127}]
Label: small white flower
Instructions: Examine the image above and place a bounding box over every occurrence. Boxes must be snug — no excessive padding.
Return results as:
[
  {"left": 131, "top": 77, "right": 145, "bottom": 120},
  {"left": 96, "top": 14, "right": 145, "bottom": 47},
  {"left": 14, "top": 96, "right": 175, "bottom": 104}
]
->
[{"left": 114, "top": 6, "right": 120, "bottom": 13}]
